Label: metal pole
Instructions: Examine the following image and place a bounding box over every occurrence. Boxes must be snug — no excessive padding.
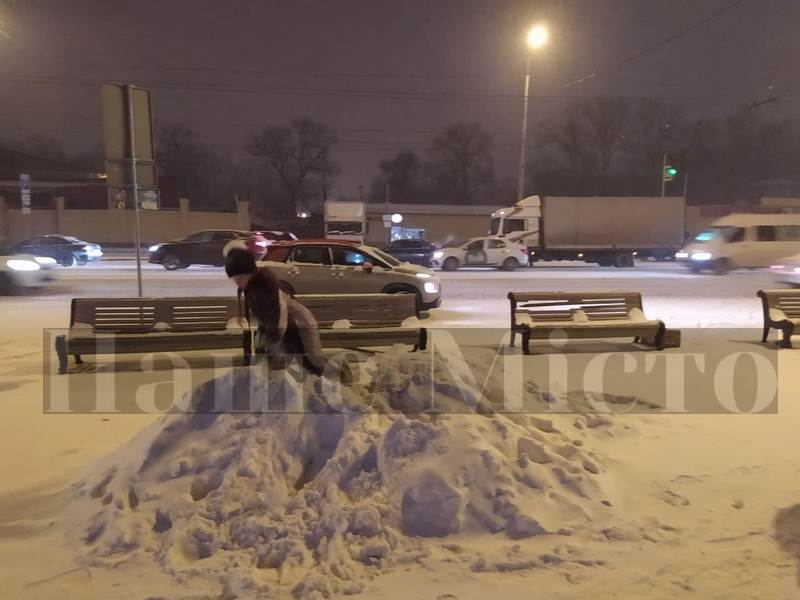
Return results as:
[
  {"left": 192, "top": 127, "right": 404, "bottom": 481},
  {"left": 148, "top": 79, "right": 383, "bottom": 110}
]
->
[
  {"left": 682, "top": 169, "right": 689, "bottom": 199},
  {"left": 126, "top": 84, "right": 143, "bottom": 297},
  {"left": 517, "top": 55, "right": 531, "bottom": 202},
  {"left": 660, "top": 153, "right": 667, "bottom": 198}
]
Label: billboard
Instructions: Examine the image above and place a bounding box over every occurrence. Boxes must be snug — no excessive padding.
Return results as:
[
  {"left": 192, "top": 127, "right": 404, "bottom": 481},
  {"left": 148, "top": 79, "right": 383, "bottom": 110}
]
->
[{"left": 102, "top": 83, "right": 157, "bottom": 208}]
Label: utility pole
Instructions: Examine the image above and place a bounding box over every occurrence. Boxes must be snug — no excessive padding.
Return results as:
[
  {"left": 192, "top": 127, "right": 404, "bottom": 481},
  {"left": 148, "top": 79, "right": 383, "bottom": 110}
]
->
[
  {"left": 517, "top": 55, "right": 532, "bottom": 202},
  {"left": 358, "top": 185, "right": 365, "bottom": 203},
  {"left": 126, "top": 84, "right": 143, "bottom": 297},
  {"left": 660, "top": 153, "right": 667, "bottom": 198}
]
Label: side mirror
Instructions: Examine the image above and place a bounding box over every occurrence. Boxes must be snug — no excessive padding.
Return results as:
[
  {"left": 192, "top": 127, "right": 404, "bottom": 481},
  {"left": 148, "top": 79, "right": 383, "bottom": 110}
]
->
[{"left": 362, "top": 261, "right": 374, "bottom": 273}]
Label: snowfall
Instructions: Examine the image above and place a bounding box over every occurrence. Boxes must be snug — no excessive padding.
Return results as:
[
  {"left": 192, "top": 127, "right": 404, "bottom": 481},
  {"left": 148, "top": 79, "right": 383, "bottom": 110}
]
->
[{"left": 2, "top": 264, "right": 800, "bottom": 600}]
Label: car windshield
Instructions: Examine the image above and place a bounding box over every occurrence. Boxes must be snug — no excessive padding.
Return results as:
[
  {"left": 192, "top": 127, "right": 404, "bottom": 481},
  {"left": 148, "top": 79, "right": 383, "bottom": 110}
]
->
[
  {"left": 694, "top": 226, "right": 739, "bottom": 243},
  {"left": 326, "top": 221, "right": 363, "bottom": 234},
  {"left": 489, "top": 218, "right": 501, "bottom": 235},
  {"left": 366, "top": 247, "right": 401, "bottom": 267}
]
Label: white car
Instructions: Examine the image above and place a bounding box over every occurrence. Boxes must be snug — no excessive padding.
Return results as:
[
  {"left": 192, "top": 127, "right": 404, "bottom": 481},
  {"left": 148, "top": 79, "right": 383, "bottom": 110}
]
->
[
  {"left": 0, "top": 252, "right": 56, "bottom": 294},
  {"left": 770, "top": 254, "right": 800, "bottom": 287},
  {"left": 261, "top": 240, "right": 442, "bottom": 311},
  {"left": 431, "top": 236, "right": 529, "bottom": 271}
]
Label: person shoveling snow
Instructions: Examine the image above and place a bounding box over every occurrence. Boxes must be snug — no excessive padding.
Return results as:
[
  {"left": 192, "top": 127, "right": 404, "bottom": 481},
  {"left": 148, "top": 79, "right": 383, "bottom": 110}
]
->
[{"left": 225, "top": 247, "right": 327, "bottom": 376}]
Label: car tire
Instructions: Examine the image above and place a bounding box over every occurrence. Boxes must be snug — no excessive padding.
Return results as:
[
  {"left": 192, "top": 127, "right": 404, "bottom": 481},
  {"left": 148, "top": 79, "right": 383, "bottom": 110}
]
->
[
  {"left": 442, "top": 257, "right": 460, "bottom": 271},
  {"left": 613, "top": 253, "right": 634, "bottom": 268},
  {"left": 712, "top": 258, "right": 732, "bottom": 276},
  {"left": 0, "top": 273, "right": 15, "bottom": 295},
  {"left": 77, "top": 256, "right": 88, "bottom": 266},
  {"left": 383, "top": 285, "right": 423, "bottom": 315},
  {"left": 59, "top": 253, "right": 77, "bottom": 268},
  {"left": 501, "top": 257, "right": 519, "bottom": 271},
  {"left": 163, "top": 254, "right": 183, "bottom": 270}
]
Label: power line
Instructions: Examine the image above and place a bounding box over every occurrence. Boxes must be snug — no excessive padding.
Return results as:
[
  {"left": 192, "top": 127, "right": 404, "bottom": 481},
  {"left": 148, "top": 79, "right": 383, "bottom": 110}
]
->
[
  {"left": 564, "top": 0, "right": 751, "bottom": 87},
  {"left": 0, "top": 72, "right": 754, "bottom": 108}
]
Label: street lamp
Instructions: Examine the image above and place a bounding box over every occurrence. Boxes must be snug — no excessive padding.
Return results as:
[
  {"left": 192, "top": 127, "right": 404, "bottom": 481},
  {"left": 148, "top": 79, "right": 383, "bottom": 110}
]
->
[{"left": 517, "top": 24, "right": 549, "bottom": 201}]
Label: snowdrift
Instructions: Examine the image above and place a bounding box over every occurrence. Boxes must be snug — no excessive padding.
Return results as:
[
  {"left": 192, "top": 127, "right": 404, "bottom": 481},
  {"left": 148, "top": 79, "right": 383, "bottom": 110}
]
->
[{"left": 64, "top": 348, "right": 638, "bottom": 598}]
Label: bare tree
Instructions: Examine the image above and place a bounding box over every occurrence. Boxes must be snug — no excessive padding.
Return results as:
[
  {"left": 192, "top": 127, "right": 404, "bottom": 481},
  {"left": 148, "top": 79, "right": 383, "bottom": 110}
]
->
[
  {"left": 156, "top": 121, "right": 238, "bottom": 210},
  {"left": 245, "top": 117, "right": 338, "bottom": 213},
  {"left": 368, "top": 150, "right": 429, "bottom": 203},
  {"left": 427, "top": 122, "right": 494, "bottom": 204}
]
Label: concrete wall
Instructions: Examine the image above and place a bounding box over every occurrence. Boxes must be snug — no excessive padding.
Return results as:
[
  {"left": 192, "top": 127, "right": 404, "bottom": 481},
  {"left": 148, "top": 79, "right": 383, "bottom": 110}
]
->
[{"left": 0, "top": 197, "right": 250, "bottom": 244}]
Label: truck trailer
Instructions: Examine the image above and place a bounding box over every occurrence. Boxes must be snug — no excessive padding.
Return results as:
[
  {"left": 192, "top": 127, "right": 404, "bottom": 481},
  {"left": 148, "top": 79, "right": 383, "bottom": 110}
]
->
[
  {"left": 324, "top": 200, "right": 366, "bottom": 243},
  {"left": 490, "top": 195, "right": 686, "bottom": 267}
]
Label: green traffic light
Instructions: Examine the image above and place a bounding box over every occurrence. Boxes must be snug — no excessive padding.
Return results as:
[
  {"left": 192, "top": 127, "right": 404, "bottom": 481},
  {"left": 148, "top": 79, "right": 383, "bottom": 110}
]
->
[{"left": 667, "top": 166, "right": 678, "bottom": 177}]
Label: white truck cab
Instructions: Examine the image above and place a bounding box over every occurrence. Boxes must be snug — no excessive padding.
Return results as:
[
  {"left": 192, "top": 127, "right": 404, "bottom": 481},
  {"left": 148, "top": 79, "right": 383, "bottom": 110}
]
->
[{"left": 324, "top": 200, "right": 366, "bottom": 243}]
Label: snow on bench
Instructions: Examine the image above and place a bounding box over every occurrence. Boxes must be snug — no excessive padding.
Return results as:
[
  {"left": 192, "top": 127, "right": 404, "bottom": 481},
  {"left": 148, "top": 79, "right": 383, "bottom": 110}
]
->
[{"left": 507, "top": 291, "right": 668, "bottom": 354}]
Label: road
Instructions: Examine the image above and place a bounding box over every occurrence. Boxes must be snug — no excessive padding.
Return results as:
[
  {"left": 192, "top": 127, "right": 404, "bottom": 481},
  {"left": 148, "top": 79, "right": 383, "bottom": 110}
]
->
[{"left": 0, "top": 259, "right": 781, "bottom": 328}]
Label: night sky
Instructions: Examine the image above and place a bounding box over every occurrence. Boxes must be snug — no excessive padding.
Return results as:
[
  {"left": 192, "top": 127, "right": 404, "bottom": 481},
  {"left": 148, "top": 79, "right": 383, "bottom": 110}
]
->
[{"left": 0, "top": 0, "right": 796, "bottom": 196}]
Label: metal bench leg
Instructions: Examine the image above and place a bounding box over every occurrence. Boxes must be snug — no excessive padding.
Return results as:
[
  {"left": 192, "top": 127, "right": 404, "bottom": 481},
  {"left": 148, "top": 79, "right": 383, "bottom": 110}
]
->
[
  {"left": 761, "top": 323, "right": 771, "bottom": 343},
  {"left": 779, "top": 322, "right": 794, "bottom": 349},
  {"left": 74, "top": 354, "right": 83, "bottom": 364},
  {"left": 510, "top": 329, "right": 516, "bottom": 348},
  {"left": 418, "top": 328, "right": 427, "bottom": 351},
  {"left": 654, "top": 324, "right": 666, "bottom": 351},
  {"left": 522, "top": 330, "right": 531, "bottom": 355},
  {"left": 55, "top": 335, "right": 68, "bottom": 375},
  {"left": 242, "top": 331, "right": 252, "bottom": 366}
]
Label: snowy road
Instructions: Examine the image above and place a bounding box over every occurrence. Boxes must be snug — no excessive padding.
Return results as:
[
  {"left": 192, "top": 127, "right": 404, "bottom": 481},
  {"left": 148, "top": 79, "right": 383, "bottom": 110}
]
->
[{"left": 0, "top": 259, "right": 782, "bottom": 328}]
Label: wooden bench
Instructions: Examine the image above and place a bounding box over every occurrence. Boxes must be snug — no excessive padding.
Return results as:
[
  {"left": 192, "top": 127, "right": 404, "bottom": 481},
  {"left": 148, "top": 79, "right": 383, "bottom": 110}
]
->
[
  {"left": 55, "top": 297, "right": 251, "bottom": 374},
  {"left": 758, "top": 289, "right": 800, "bottom": 348},
  {"left": 293, "top": 293, "right": 426, "bottom": 351},
  {"left": 508, "top": 291, "right": 666, "bottom": 354}
]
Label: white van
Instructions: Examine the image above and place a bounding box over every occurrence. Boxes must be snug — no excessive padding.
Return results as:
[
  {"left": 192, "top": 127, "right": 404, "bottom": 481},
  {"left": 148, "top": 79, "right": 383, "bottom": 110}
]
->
[{"left": 677, "top": 213, "right": 800, "bottom": 274}]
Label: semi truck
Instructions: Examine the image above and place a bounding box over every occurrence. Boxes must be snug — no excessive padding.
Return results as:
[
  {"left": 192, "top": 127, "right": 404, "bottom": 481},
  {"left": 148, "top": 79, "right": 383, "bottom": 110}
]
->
[
  {"left": 490, "top": 195, "right": 686, "bottom": 267},
  {"left": 324, "top": 200, "right": 366, "bottom": 243}
]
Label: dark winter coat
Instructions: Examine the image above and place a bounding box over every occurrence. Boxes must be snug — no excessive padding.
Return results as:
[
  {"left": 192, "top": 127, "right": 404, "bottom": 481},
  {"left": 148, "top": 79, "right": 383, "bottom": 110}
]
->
[{"left": 239, "top": 268, "right": 326, "bottom": 375}]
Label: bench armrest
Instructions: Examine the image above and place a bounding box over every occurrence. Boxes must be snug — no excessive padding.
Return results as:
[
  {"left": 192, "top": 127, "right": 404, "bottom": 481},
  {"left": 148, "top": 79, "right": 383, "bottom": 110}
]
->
[{"left": 769, "top": 307, "right": 789, "bottom": 323}]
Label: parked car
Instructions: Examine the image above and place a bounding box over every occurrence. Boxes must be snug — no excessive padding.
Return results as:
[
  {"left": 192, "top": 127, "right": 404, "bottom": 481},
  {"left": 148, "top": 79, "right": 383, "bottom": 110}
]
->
[
  {"left": 13, "top": 234, "right": 103, "bottom": 267},
  {"left": 431, "top": 236, "right": 529, "bottom": 271},
  {"left": 677, "top": 213, "right": 800, "bottom": 275},
  {"left": 383, "top": 239, "right": 436, "bottom": 266},
  {"left": 261, "top": 240, "right": 441, "bottom": 311},
  {"left": 149, "top": 229, "right": 253, "bottom": 269},
  {"left": 0, "top": 248, "right": 55, "bottom": 294}
]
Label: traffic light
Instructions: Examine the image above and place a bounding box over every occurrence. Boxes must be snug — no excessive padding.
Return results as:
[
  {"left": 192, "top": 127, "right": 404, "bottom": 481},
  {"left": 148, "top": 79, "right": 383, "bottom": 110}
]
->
[{"left": 663, "top": 164, "right": 678, "bottom": 182}]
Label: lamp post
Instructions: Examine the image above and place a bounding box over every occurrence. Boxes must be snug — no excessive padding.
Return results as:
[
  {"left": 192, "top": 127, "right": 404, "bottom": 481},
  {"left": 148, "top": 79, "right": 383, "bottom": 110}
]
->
[{"left": 517, "top": 24, "right": 549, "bottom": 202}]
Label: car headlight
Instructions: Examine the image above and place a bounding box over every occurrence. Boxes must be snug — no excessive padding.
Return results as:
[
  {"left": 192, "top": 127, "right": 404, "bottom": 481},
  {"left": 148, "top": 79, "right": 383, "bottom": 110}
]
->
[
  {"left": 7, "top": 259, "right": 40, "bottom": 271},
  {"left": 690, "top": 252, "right": 712, "bottom": 261},
  {"left": 423, "top": 281, "right": 439, "bottom": 294},
  {"left": 415, "top": 273, "right": 432, "bottom": 279},
  {"left": 675, "top": 251, "right": 689, "bottom": 259},
  {"left": 149, "top": 245, "right": 161, "bottom": 252},
  {"left": 34, "top": 256, "right": 57, "bottom": 266},
  {"left": 433, "top": 251, "right": 444, "bottom": 259}
]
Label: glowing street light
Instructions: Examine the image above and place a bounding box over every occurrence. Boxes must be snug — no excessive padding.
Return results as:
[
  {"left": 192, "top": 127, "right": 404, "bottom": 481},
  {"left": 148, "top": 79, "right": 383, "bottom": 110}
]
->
[
  {"left": 526, "top": 24, "right": 549, "bottom": 50},
  {"left": 517, "top": 24, "right": 550, "bottom": 201}
]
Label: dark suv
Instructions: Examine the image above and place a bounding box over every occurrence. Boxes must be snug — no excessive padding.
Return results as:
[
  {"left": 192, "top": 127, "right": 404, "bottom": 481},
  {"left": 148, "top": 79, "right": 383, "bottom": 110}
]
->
[
  {"left": 148, "top": 230, "right": 248, "bottom": 269},
  {"left": 383, "top": 239, "right": 435, "bottom": 266}
]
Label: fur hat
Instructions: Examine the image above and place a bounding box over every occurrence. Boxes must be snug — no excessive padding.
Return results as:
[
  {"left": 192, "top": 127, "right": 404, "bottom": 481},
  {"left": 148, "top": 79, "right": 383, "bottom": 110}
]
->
[{"left": 225, "top": 248, "right": 257, "bottom": 277}]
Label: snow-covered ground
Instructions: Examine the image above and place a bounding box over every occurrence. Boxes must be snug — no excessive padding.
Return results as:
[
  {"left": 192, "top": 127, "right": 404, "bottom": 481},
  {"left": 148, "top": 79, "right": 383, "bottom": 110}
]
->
[{"left": 1, "top": 262, "right": 799, "bottom": 599}]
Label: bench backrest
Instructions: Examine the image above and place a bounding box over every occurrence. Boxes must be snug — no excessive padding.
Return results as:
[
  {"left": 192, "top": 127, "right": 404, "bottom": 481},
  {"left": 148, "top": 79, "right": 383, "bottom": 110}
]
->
[
  {"left": 70, "top": 297, "right": 241, "bottom": 334},
  {"left": 295, "top": 293, "right": 416, "bottom": 328},
  {"left": 758, "top": 289, "right": 800, "bottom": 320},
  {"left": 508, "top": 291, "right": 644, "bottom": 323}
]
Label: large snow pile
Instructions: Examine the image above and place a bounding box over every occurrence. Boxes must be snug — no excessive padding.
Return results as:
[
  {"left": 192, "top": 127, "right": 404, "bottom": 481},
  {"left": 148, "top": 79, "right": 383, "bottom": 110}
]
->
[{"left": 64, "top": 348, "right": 636, "bottom": 598}]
